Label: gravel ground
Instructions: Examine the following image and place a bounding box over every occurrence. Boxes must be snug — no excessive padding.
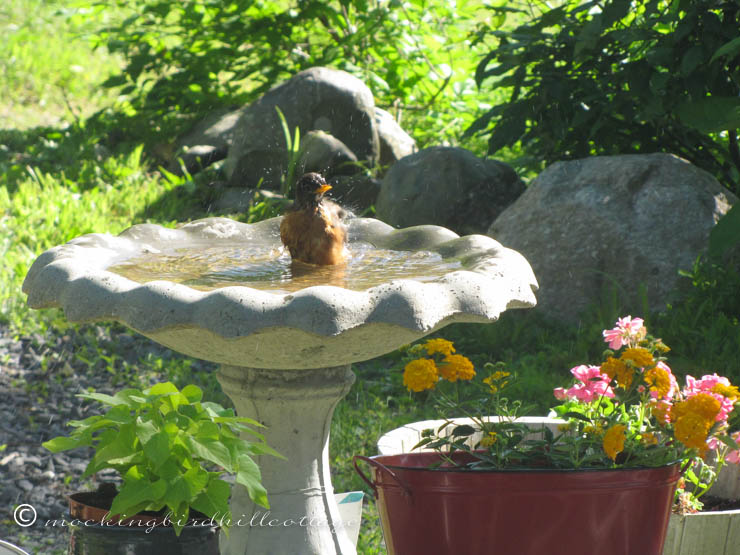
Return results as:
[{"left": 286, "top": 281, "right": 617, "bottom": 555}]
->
[{"left": 0, "top": 322, "right": 218, "bottom": 554}]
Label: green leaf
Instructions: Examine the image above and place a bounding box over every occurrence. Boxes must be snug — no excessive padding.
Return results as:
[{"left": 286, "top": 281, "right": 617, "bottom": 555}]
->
[
  {"left": 236, "top": 454, "right": 269, "bottom": 509},
  {"left": 451, "top": 424, "right": 476, "bottom": 437},
  {"left": 110, "top": 474, "right": 168, "bottom": 518},
  {"left": 147, "top": 382, "right": 179, "bottom": 397},
  {"left": 709, "top": 204, "right": 740, "bottom": 258},
  {"left": 77, "top": 392, "right": 120, "bottom": 406},
  {"left": 86, "top": 424, "right": 137, "bottom": 476},
  {"left": 192, "top": 477, "right": 231, "bottom": 523},
  {"left": 43, "top": 436, "right": 86, "bottom": 452},
  {"left": 709, "top": 37, "right": 740, "bottom": 64},
  {"left": 563, "top": 411, "right": 593, "bottom": 424},
  {"left": 676, "top": 97, "right": 740, "bottom": 133},
  {"left": 142, "top": 431, "right": 171, "bottom": 470},
  {"left": 187, "top": 437, "right": 234, "bottom": 471},
  {"left": 680, "top": 46, "right": 704, "bottom": 77},
  {"left": 181, "top": 384, "right": 203, "bottom": 403}
]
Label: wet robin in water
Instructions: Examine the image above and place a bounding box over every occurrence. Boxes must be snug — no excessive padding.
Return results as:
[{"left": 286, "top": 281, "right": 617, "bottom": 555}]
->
[{"left": 280, "top": 172, "right": 348, "bottom": 266}]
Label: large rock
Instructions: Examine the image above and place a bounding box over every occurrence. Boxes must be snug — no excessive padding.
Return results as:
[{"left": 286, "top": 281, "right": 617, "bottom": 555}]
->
[
  {"left": 296, "top": 130, "right": 359, "bottom": 178},
  {"left": 488, "top": 153, "right": 737, "bottom": 322},
  {"left": 171, "top": 108, "right": 241, "bottom": 175},
  {"left": 224, "top": 67, "right": 380, "bottom": 189},
  {"left": 374, "top": 107, "right": 416, "bottom": 170},
  {"left": 376, "top": 146, "right": 524, "bottom": 235}
]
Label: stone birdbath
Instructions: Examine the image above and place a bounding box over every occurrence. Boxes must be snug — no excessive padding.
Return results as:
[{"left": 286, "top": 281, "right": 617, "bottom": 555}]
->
[{"left": 22, "top": 215, "right": 538, "bottom": 555}]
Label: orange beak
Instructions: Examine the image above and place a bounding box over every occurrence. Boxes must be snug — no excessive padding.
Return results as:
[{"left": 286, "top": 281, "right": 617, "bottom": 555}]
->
[{"left": 314, "top": 184, "right": 332, "bottom": 194}]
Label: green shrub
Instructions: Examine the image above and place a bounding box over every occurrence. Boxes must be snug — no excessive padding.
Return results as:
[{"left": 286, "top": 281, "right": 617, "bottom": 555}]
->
[
  {"left": 468, "top": 0, "right": 740, "bottom": 193},
  {"left": 85, "top": 0, "right": 495, "bottom": 151}
]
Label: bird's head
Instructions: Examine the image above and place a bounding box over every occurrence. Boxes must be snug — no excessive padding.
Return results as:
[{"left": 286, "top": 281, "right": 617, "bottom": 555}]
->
[{"left": 294, "top": 172, "right": 332, "bottom": 209}]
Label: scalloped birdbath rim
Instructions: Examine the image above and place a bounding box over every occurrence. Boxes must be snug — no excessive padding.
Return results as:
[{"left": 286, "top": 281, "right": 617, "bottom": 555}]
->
[{"left": 22, "top": 216, "right": 538, "bottom": 369}]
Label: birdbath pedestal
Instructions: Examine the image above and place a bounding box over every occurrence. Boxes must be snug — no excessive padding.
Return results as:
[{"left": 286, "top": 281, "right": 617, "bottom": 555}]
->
[{"left": 22, "top": 216, "right": 538, "bottom": 555}]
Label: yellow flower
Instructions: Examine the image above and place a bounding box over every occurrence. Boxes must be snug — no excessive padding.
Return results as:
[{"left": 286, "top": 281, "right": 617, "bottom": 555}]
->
[
  {"left": 584, "top": 424, "right": 604, "bottom": 436},
  {"left": 601, "top": 357, "right": 626, "bottom": 380},
  {"left": 403, "top": 358, "right": 438, "bottom": 392},
  {"left": 620, "top": 347, "right": 655, "bottom": 368},
  {"left": 674, "top": 413, "right": 712, "bottom": 452},
  {"left": 654, "top": 340, "right": 670, "bottom": 353},
  {"left": 602, "top": 424, "right": 627, "bottom": 461},
  {"left": 644, "top": 367, "right": 671, "bottom": 399},
  {"left": 424, "top": 338, "right": 455, "bottom": 356},
  {"left": 483, "top": 370, "right": 509, "bottom": 393},
  {"left": 601, "top": 357, "right": 634, "bottom": 389},
  {"left": 480, "top": 431, "right": 497, "bottom": 447},
  {"left": 439, "top": 354, "right": 475, "bottom": 382},
  {"left": 650, "top": 400, "right": 671, "bottom": 424},
  {"left": 641, "top": 432, "right": 658, "bottom": 446},
  {"left": 671, "top": 393, "right": 721, "bottom": 422},
  {"left": 711, "top": 383, "right": 740, "bottom": 400}
]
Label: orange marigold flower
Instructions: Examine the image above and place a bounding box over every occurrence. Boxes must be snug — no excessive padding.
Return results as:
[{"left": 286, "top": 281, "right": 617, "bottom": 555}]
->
[
  {"left": 674, "top": 413, "right": 713, "bottom": 451},
  {"left": 403, "top": 358, "right": 438, "bottom": 392},
  {"left": 424, "top": 338, "right": 455, "bottom": 356},
  {"left": 620, "top": 347, "right": 655, "bottom": 368},
  {"left": 671, "top": 393, "right": 721, "bottom": 423},
  {"left": 603, "top": 424, "right": 628, "bottom": 461},
  {"left": 641, "top": 432, "right": 659, "bottom": 446},
  {"left": 439, "top": 354, "right": 475, "bottom": 382},
  {"left": 601, "top": 357, "right": 626, "bottom": 380},
  {"left": 644, "top": 367, "right": 671, "bottom": 399},
  {"left": 711, "top": 383, "right": 740, "bottom": 400},
  {"left": 650, "top": 400, "right": 672, "bottom": 424}
]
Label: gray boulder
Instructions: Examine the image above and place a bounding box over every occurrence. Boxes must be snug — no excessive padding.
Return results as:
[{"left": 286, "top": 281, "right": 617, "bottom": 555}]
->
[
  {"left": 171, "top": 108, "right": 241, "bottom": 174},
  {"left": 296, "top": 130, "right": 359, "bottom": 178},
  {"left": 375, "top": 107, "right": 416, "bottom": 170},
  {"left": 488, "top": 153, "right": 737, "bottom": 322},
  {"left": 224, "top": 67, "right": 380, "bottom": 189},
  {"left": 376, "top": 146, "right": 524, "bottom": 235},
  {"left": 326, "top": 174, "right": 381, "bottom": 214}
]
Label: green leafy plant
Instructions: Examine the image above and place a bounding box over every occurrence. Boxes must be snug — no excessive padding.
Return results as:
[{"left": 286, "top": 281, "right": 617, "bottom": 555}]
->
[
  {"left": 468, "top": 0, "right": 740, "bottom": 192},
  {"left": 82, "top": 0, "right": 492, "bottom": 151},
  {"left": 401, "top": 320, "right": 740, "bottom": 511},
  {"left": 43, "top": 381, "right": 281, "bottom": 535}
]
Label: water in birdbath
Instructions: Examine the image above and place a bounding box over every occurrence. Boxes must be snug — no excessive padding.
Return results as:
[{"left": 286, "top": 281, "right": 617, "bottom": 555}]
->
[{"left": 109, "top": 242, "right": 462, "bottom": 294}]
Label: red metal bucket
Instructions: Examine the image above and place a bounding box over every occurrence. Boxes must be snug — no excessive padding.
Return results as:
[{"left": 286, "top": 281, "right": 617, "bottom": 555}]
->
[{"left": 354, "top": 452, "right": 680, "bottom": 555}]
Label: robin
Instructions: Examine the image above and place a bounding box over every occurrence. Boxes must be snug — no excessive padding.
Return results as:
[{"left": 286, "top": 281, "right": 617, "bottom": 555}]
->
[{"left": 280, "top": 172, "right": 348, "bottom": 266}]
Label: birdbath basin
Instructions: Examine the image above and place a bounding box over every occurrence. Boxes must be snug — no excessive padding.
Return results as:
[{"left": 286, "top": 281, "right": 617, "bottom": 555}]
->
[{"left": 23, "top": 216, "right": 538, "bottom": 555}]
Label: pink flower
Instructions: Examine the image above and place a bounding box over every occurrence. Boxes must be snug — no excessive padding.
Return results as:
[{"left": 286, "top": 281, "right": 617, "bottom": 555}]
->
[
  {"left": 553, "top": 365, "right": 615, "bottom": 402},
  {"left": 553, "top": 387, "right": 568, "bottom": 401},
  {"left": 602, "top": 316, "right": 645, "bottom": 350},
  {"left": 683, "top": 374, "right": 736, "bottom": 422},
  {"left": 727, "top": 432, "right": 740, "bottom": 464}
]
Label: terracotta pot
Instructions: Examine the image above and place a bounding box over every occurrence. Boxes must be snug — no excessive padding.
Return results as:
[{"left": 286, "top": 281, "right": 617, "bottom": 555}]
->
[
  {"left": 67, "top": 492, "right": 219, "bottom": 555},
  {"left": 354, "top": 452, "right": 680, "bottom": 555}
]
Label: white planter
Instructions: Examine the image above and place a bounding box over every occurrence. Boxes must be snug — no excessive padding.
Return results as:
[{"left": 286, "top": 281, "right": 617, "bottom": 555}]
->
[
  {"left": 663, "top": 463, "right": 740, "bottom": 555},
  {"left": 377, "top": 416, "right": 565, "bottom": 455}
]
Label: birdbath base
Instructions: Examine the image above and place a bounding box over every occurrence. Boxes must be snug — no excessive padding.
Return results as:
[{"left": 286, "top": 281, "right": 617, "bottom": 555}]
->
[{"left": 217, "top": 364, "right": 357, "bottom": 555}]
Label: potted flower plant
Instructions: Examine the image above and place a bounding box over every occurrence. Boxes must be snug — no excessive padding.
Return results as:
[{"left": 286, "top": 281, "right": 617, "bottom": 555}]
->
[
  {"left": 354, "top": 317, "right": 740, "bottom": 555},
  {"left": 43, "top": 381, "right": 280, "bottom": 554}
]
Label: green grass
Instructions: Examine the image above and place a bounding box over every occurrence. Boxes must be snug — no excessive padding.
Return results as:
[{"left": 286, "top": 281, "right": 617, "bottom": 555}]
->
[
  {"left": 2, "top": 2, "right": 740, "bottom": 553},
  {"left": 0, "top": 0, "right": 121, "bottom": 129}
]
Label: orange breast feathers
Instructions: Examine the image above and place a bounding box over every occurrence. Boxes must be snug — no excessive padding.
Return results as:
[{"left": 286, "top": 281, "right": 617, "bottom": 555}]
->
[{"left": 280, "top": 204, "right": 348, "bottom": 266}]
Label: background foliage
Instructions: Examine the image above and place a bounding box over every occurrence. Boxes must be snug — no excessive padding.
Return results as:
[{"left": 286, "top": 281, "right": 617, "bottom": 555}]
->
[
  {"left": 469, "top": 0, "right": 740, "bottom": 194},
  {"left": 88, "top": 0, "right": 498, "bottom": 152}
]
